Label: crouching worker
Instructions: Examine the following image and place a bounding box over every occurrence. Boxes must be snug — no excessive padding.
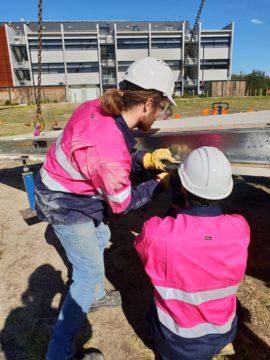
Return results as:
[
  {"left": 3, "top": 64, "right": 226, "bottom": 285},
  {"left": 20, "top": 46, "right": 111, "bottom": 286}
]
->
[
  {"left": 35, "top": 57, "right": 177, "bottom": 360},
  {"left": 135, "top": 146, "right": 250, "bottom": 360}
]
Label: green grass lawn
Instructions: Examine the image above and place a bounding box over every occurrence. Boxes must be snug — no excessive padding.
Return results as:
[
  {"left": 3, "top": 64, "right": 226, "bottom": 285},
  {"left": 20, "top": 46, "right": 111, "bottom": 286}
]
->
[
  {"left": 174, "top": 96, "right": 270, "bottom": 117},
  {"left": 0, "top": 96, "right": 270, "bottom": 136}
]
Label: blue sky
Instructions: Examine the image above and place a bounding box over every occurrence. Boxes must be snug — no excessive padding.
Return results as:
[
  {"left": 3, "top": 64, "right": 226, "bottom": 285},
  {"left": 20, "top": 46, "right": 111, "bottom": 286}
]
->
[{"left": 1, "top": 0, "right": 269, "bottom": 75}]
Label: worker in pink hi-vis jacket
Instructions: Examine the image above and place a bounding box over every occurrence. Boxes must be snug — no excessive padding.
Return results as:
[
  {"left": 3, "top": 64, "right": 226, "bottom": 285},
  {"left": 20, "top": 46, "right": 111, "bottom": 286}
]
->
[
  {"left": 35, "top": 57, "right": 177, "bottom": 360},
  {"left": 135, "top": 146, "right": 250, "bottom": 360}
]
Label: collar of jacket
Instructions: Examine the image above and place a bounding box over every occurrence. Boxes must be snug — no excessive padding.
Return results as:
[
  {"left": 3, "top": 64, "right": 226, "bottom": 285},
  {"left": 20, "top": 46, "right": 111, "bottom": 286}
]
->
[
  {"left": 114, "top": 115, "right": 136, "bottom": 152},
  {"left": 177, "top": 205, "right": 223, "bottom": 217}
]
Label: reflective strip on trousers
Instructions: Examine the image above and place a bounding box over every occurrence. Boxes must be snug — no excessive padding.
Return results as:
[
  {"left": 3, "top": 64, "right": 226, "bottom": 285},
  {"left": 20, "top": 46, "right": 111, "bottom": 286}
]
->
[
  {"left": 97, "top": 187, "right": 131, "bottom": 204},
  {"left": 55, "top": 134, "right": 88, "bottom": 181},
  {"left": 156, "top": 306, "right": 236, "bottom": 338},
  {"left": 155, "top": 284, "right": 239, "bottom": 305}
]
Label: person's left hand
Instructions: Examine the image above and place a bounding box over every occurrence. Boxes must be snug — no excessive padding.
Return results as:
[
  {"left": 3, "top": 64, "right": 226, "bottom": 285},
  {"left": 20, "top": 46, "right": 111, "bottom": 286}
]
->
[
  {"left": 155, "top": 171, "right": 172, "bottom": 189},
  {"left": 143, "top": 148, "right": 178, "bottom": 171}
]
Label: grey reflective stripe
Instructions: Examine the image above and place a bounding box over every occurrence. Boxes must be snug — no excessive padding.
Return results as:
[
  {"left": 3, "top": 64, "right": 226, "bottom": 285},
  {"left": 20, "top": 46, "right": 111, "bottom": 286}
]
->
[
  {"left": 91, "top": 195, "right": 104, "bottom": 201},
  {"left": 55, "top": 134, "right": 88, "bottom": 181},
  {"left": 97, "top": 187, "right": 131, "bottom": 203},
  {"left": 40, "top": 167, "right": 70, "bottom": 193},
  {"left": 155, "top": 284, "right": 239, "bottom": 305},
  {"left": 156, "top": 306, "right": 235, "bottom": 338}
]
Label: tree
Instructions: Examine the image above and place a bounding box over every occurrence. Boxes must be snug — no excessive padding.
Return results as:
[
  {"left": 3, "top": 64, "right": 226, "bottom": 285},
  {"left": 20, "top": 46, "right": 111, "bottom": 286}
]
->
[{"left": 245, "top": 70, "right": 270, "bottom": 96}]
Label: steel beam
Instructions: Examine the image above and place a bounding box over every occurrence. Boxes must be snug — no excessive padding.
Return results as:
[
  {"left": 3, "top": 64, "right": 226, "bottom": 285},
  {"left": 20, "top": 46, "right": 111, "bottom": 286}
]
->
[{"left": 0, "top": 111, "right": 269, "bottom": 177}]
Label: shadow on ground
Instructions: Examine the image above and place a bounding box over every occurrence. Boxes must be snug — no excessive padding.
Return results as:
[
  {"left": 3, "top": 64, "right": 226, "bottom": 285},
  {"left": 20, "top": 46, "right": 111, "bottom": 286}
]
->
[
  {"left": 0, "top": 264, "right": 67, "bottom": 359},
  {"left": 221, "top": 176, "right": 270, "bottom": 286},
  {"left": 0, "top": 163, "right": 42, "bottom": 192}
]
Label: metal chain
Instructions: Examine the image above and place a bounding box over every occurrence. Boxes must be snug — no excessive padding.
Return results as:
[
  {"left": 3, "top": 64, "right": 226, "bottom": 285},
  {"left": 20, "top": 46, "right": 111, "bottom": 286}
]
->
[
  {"left": 177, "top": 0, "right": 206, "bottom": 89},
  {"left": 33, "top": 0, "right": 45, "bottom": 135}
]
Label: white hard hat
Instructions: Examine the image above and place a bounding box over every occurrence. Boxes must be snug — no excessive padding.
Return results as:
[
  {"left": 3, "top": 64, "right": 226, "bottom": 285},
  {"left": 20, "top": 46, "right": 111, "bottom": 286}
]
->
[
  {"left": 123, "top": 57, "right": 176, "bottom": 105},
  {"left": 178, "top": 146, "right": 233, "bottom": 200}
]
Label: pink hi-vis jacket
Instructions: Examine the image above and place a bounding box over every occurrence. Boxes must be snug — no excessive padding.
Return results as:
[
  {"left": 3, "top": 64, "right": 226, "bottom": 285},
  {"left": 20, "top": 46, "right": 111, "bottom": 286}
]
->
[
  {"left": 41, "top": 99, "right": 133, "bottom": 213},
  {"left": 135, "top": 211, "right": 250, "bottom": 338}
]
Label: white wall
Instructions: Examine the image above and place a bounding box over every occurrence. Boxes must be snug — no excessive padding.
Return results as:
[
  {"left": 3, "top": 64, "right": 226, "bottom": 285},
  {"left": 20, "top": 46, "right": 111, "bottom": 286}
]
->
[
  {"left": 150, "top": 49, "right": 182, "bottom": 60},
  {"left": 33, "top": 73, "right": 66, "bottom": 85},
  {"left": 31, "top": 50, "right": 99, "bottom": 63},
  {"left": 65, "top": 50, "right": 99, "bottom": 62},
  {"left": 199, "top": 69, "right": 228, "bottom": 81},
  {"left": 67, "top": 72, "right": 99, "bottom": 85},
  {"left": 69, "top": 85, "right": 99, "bottom": 103},
  {"left": 117, "top": 49, "right": 149, "bottom": 61},
  {"left": 200, "top": 47, "right": 229, "bottom": 59},
  {"left": 31, "top": 50, "right": 64, "bottom": 63}
]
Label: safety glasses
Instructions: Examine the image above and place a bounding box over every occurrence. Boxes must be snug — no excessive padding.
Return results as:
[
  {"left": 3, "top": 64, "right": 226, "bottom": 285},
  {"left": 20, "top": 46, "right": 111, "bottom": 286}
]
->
[{"left": 158, "top": 103, "right": 173, "bottom": 119}]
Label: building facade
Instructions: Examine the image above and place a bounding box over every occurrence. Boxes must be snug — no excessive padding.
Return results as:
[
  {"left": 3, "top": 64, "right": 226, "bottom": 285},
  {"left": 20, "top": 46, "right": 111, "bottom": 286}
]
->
[{"left": 0, "top": 20, "right": 234, "bottom": 102}]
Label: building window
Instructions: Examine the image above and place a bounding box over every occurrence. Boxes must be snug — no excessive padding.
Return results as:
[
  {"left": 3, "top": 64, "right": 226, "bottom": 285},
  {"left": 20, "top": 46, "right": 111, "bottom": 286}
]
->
[
  {"left": 151, "top": 37, "right": 181, "bottom": 48},
  {"left": 200, "top": 59, "right": 229, "bottom": 70},
  {"left": 117, "top": 38, "right": 148, "bottom": 49},
  {"left": 11, "top": 45, "right": 28, "bottom": 61},
  {"left": 133, "top": 26, "right": 140, "bottom": 31},
  {"left": 65, "top": 38, "right": 97, "bottom": 50},
  {"left": 201, "top": 37, "right": 230, "bottom": 48},
  {"left": 165, "top": 25, "right": 174, "bottom": 31},
  {"left": 15, "top": 69, "right": 30, "bottom": 81},
  {"left": 29, "top": 39, "right": 63, "bottom": 51},
  {"left": 118, "top": 61, "right": 133, "bottom": 72},
  {"left": 32, "top": 63, "right": 65, "bottom": 73},
  {"left": 67, "top": 62, "right": 99, "bottom": 73}
]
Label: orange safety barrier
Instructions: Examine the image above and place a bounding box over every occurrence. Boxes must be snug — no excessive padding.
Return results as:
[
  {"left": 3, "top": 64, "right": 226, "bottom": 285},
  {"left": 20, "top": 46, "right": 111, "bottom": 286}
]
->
[
  {"left": 221, "top": 109, "right": 229, "bottom": 115},
  {"left": 202, "top": 109, "right": 209, "bottom": 116},
  {"left": 175, "top": 113, "right": 181, "bottom": 119},
  {"left": 246, "top": 108, "right": 254, "bottom": 112},
  {"left": 211, "top": 109, "right": 218, "bottom": 115}
]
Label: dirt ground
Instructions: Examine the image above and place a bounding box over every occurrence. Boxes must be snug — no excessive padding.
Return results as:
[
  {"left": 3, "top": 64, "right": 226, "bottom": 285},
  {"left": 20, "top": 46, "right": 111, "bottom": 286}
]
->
[{"left": 0, "top": 159, "right": 269, "bottom": 360}]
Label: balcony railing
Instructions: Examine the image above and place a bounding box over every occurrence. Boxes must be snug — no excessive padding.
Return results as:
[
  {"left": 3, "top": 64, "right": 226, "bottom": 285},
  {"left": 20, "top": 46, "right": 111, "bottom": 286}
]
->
[
  {"left": 102, "top": 78, "right": 116, "bottom": 85},
  {"left": 99, "top": 35, "right": 114, "bottom": 44},
  {"left": 101, "top": 59, "right": 116, "bottom": 67},
  {"left": 184, "top": 78, "right": 198, "bottom": 86},
  {"left": 13, "top": 36, "right": 25, "bottom": 45},
  {"left": 185, "top": 34, "right": 198, "bottom": 42},
  {"left": 16, "top": 60, "right": 29, "bottom": 68},
  {"left": 184, "top": 57, "right": 198, "bottom": 65}
]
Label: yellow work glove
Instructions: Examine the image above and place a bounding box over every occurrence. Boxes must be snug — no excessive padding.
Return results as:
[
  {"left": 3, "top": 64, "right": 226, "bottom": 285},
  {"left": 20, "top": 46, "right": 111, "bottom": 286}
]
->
[
  {"left": 155, "top": 171, "right": 172, "bottom": 189},
  {"left": 143, "top": 149, "right": 177, "bottom": 171}
]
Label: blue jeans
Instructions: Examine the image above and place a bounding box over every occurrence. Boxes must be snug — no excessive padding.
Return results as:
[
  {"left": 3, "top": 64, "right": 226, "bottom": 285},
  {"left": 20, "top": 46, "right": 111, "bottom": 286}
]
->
[{"left": 46, "top": 220, "right": 111, "bottom": 360}]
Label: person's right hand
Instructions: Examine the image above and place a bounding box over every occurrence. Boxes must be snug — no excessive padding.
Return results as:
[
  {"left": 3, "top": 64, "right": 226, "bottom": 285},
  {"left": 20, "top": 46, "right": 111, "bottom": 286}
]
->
[{"left": 143, "top": 149, "right": 178, "bottom": 171}]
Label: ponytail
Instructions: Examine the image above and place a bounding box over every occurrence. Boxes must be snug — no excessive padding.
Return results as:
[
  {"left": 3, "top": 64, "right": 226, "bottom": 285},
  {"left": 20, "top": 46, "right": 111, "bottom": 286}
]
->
[{"left": 100, "top": 85, "right": 164, "bottom": 115}]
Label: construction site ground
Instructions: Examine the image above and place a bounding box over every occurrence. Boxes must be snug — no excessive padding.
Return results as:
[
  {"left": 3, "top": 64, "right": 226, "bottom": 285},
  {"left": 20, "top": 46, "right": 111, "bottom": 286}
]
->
[{"left": 0, "top": 159, "right": 270, "bottom": 360}]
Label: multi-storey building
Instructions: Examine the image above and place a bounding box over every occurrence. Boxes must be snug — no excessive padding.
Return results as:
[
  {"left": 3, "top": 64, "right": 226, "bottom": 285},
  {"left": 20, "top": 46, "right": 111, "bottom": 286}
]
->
[{"left": 0, "top": 20, "right": 234, "bottom": 101}]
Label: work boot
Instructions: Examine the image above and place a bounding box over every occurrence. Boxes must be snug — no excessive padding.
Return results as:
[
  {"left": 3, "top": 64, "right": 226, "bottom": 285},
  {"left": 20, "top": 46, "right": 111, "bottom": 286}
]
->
[{"left": 90, "top": 290, "right": 122, "bottom": 311}]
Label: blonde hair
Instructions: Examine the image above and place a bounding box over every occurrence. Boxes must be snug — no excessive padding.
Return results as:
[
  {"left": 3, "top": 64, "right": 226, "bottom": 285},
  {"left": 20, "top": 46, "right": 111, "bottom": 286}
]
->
[{"left": 100, "top": 88, "right": 165, "bottom": 115}]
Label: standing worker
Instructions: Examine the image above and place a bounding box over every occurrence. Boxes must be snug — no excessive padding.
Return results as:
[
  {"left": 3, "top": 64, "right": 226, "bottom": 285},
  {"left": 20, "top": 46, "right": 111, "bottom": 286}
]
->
[
  {"left": 135, "top": 146, "right": 250, "bottom": 360},
  {"left": 35, "top": 57, "right": 177, "bottom": 360}
]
